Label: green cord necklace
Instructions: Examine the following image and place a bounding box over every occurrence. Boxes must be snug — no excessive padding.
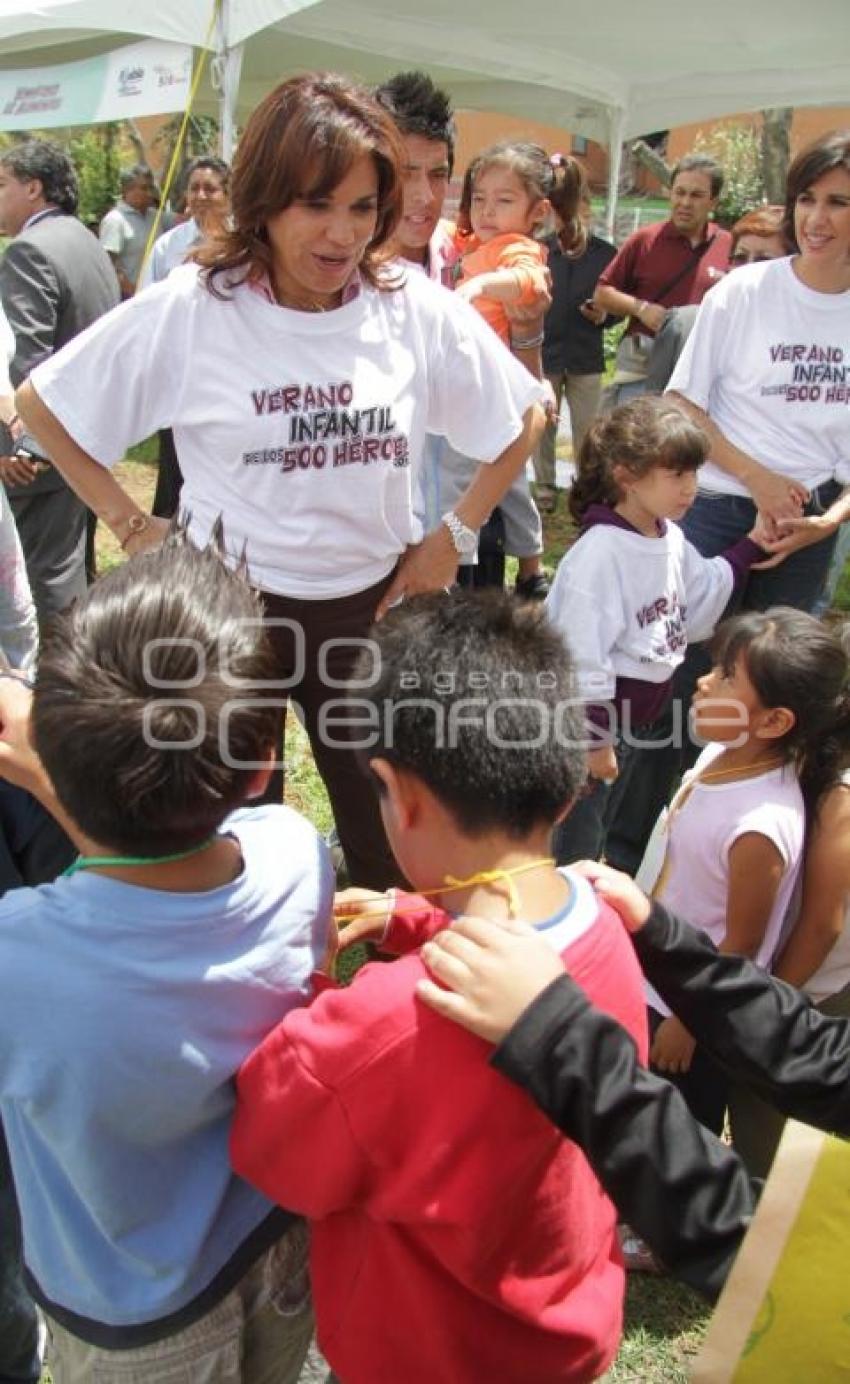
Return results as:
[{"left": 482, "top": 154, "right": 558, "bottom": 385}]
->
[{"left": 63, "top": 837, "right": 218, "bottom": 878}]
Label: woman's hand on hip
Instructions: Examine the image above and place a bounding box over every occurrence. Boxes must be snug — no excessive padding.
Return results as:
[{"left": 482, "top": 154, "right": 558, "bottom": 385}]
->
[{"left": 375, "top": 528, "right": 459, "bottom": 620}]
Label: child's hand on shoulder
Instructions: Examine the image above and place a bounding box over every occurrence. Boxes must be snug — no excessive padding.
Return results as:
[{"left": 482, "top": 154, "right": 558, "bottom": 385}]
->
[
  {"left": 417, "top": 915, "right": 565, "bottom": 1044},
  {"left": 333, "top": 887, "right": 392, "bottom": 949},
  {"left": 650, "top": 1016, "right": 696, "bottom": 1074},
  {"left": 570, "top": 861, "right": 652, "bottom": 934}
]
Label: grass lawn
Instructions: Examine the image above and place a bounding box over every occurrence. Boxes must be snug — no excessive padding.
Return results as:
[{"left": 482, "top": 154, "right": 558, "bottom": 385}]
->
[{"left": 38, "top": 443, "right": 847, "bottom": 1381}]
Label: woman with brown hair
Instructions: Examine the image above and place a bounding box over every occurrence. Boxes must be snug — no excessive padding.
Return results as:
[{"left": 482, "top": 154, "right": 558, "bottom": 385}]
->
[
  {"left": 14, "top": 73, "right": 545, "bottom": 889},
  {"left": 668, "top": 128, "right": 850, "bottom": 608}
]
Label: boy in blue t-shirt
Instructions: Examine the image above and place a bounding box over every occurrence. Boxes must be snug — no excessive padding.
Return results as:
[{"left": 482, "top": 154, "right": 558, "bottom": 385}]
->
[{"left": 0, "top": 534, "right": 333, "bottom": 1382}]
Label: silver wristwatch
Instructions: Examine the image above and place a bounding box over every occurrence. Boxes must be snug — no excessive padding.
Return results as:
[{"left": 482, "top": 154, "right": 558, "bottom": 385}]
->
[{"left": 441, "top": 509, "right": 478, "bottom": 556}]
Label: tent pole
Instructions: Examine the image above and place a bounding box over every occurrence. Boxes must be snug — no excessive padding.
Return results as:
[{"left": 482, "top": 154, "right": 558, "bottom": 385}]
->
[
  {"left": 605, "top": 106, "right": 626, "bottom": 241},
  {"left": 214, "top": 0, "right": 243, "bottom": 160},
  {"left": 219, "top": 42, "right": 244, "bottom": 160}
]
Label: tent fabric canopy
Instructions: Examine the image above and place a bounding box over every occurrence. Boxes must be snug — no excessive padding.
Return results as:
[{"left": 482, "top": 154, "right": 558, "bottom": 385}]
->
[
  {"left": 0, "top": 1, "right": 320, "bottom": 53},
  {"left": 0, "top": 0, "right": 847, "bottom": 144}
]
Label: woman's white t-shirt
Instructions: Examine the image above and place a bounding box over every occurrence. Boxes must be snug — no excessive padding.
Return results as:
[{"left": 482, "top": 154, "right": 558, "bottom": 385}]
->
[
  {"left": 31, "top": 265, "right": 543, "bottom": 598},
  {"left": 668, "top": 257, "right": 850, "bottom": 496},
  {"left": 643, "top": 742, "right": 805, "bottom": 1016}
]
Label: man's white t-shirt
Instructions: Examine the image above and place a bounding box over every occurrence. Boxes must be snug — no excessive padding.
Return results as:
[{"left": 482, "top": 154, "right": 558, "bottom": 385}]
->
[
  {"left": 31, "top": 265, "right": 543, "bottom": 598},
  {"left": 644, "top": 743, "right": 805, "bottom": 1017},
  {"left": 668, "top": 257, "right": 850, "bottom": 496},
  {"left": 98, "top": 201, "right": 158, "bottom": 286}
]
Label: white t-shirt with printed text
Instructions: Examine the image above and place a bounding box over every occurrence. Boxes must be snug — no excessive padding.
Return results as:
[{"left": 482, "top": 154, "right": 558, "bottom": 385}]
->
[
  {"left": 32, "top": 264, "right": 543, "bottom": 598},
  {"left": 544, "top": 520, "right": 737, "bottom": 701},
  {"left": 668, "top": 257, "right": 850, "bottom": 496}
]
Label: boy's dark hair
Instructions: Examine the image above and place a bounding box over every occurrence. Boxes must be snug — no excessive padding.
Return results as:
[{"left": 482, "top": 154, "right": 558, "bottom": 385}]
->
[
  {"left": 671, "top": 153, "right": 724, "bottom": 200},
  {"left": 32, "top": 533, "right": 280, "bottom": 856},
  {"left": 569, "top": 395, "right": 708, "bottom": 524},
  {"left": 354, "top": 591, "right": 585, "bottom": 838},
  {"left": 0, "top": 140, "right": 78, "bottom": 215},
  {"left": 374, "top": 70, "right": 456, "bottom": 174}
]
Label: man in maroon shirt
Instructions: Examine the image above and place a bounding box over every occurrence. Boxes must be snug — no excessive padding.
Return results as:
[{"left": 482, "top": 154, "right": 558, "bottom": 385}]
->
[{"left": 595, "top": 154, "right": 731, "bottom": 403}]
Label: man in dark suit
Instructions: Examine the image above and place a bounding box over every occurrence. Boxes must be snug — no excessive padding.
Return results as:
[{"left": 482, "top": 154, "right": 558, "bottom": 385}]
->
[{"left": 0, "top": 140, "right": 120, "bottom": 623}]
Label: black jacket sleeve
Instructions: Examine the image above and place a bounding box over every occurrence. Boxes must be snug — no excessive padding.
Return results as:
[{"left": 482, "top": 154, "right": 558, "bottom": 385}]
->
[
  {"left": 492, "top": 974, "right": 755, "bottom": 1301},
  {"left": 634, "top": 903, "right": 850, "bottom": 1134}
]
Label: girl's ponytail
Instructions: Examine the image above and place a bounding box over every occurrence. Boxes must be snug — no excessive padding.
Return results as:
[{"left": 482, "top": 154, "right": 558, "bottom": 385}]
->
[
  {"left": 568, "top": 414, "right": 620, "bottom": 524},
  {"left": 567, "top": 395, "right": 707, "bottom": 526},
  {"left": 549, "top": 154, "right": 588, "bottom": 257},
  {"left": 712, "top": 609, "right": 850, "bottom": 817},
  {"left": 798, "top": 681, "right": 850, "bottom": 817}
]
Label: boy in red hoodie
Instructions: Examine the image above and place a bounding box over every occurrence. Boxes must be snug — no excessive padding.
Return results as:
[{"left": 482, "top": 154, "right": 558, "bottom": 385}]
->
[{"left": 231, "top": 592, "right": 648, "bottom": 1384}]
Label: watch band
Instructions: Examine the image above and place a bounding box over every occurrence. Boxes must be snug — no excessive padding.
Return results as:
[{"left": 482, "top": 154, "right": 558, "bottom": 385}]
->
[{"left": 441, "top": 509, "right": 477, "bottom": 554}]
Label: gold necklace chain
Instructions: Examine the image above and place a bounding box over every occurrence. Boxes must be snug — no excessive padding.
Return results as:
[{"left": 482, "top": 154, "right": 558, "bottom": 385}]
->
[
  {"left": 692, "top": 757, "right": 787, "bottom": 787},
  {"left": 649, "top": 756, "right": 788, "bottom": 901}
]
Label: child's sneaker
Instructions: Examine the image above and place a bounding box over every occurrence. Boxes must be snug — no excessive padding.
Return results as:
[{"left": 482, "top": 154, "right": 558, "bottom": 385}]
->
[
  {"left": 617, "top": 1224, "right": 664, "bottom": 1274},
  {"left": 515, "top": 572, "right": 551, "bottom": 601}
]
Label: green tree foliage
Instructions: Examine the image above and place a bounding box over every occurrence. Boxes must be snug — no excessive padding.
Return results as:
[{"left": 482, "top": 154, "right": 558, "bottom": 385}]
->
[
  {"left": 692, "top": 124, "right": 766, "bottom": 226},
  {"left": 68, "top": 125, "right": 121, "bottom": 228},
  {"left": 154, "top": 113, "right": 220, "bottom": 208}
]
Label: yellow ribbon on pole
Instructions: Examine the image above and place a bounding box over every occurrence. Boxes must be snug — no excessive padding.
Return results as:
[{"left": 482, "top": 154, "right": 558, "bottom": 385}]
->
[{"left": 139, "top": 0, "right": 222, "bottom": 278}]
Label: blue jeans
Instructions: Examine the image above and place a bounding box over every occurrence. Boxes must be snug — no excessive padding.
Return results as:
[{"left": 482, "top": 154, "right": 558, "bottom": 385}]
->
[
  {"left": 553, "top": 740, "right": 638, "bottom": 866},
  {"left": 604, "top": 479, "right": 842, "bottom": 876}
]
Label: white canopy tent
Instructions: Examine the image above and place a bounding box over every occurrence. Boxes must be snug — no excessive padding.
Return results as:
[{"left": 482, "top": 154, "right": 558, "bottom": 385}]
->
[{"left": 1, "top": 0, "right": 849, "bottom": 226}]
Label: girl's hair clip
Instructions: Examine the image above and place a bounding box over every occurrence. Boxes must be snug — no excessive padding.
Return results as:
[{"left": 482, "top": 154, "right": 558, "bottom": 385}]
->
[{"left": 550, "top": 152, "right": 566, "bottom": 166}]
